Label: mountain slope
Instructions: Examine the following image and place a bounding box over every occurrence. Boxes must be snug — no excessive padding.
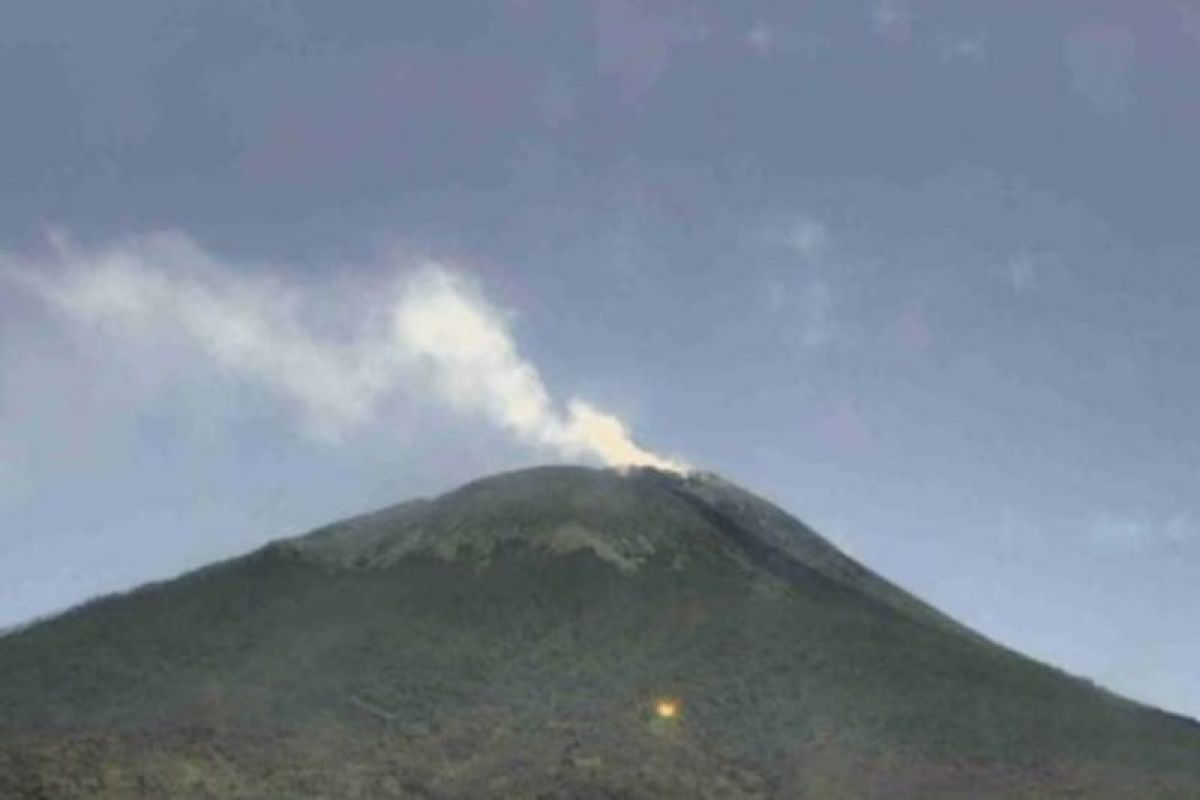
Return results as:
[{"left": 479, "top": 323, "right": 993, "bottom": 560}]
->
[{"left": 1, "top": 465, "right": 1197, "bottom": 798}]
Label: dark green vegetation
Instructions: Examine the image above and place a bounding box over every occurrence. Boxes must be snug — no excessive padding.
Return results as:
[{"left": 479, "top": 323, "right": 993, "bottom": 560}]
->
[{"left": 2, "top": 466, "right": 1198, "bottom": 798}]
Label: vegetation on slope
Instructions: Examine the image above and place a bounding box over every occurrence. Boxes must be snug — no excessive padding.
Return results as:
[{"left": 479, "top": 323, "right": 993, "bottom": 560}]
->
[{"left": 1, "top": 466, "right": 1197, "bottom": 798}]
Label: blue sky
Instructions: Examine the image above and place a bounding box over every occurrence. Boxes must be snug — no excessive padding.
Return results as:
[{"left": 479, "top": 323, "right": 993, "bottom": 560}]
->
[{"left": 1, "top": 1, "right": 1198, "bottom": 719}]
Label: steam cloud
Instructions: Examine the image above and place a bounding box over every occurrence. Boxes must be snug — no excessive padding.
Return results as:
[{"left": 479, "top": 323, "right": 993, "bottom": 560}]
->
[{"left": 3, "top": 232, "right": 686, "bottom": 473}]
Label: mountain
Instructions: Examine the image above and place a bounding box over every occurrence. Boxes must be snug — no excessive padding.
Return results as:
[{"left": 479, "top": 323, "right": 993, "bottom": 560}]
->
[{"left": 1, "top": 465, "right": 1197, "bottom": 798}]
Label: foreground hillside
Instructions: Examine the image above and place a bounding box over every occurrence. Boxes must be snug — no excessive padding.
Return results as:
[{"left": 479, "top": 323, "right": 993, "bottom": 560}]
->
[{"left": 1, "top": 466, "right": 1198, "bottom": 798}]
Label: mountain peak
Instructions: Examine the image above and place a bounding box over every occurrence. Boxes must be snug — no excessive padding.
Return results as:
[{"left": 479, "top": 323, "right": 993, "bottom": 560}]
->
[
  {"left": 4, "top": 464, "right": 1199, "bottom": 797},
  {"left": 283, "top": 465, "right": 967, "bottom": 639},
  {"left": 288, "top": 465, "right": 723, "bottom": 574}
]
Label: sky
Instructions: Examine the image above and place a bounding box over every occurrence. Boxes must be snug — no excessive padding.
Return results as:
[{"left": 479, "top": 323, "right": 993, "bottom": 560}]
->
[{"left": 1, "top": 1, "right": 1198, "bottom": 719}]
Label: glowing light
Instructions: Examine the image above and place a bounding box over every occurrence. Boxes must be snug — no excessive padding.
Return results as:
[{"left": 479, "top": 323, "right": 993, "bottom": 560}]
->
[{"left": 654, "top": 698, "right": 680, "bottom": 719}]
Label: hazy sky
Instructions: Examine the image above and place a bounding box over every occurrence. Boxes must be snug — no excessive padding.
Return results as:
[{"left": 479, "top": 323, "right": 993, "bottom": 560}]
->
[{"left": 2, "top": 1, "right": 1198, "bottom": 720}]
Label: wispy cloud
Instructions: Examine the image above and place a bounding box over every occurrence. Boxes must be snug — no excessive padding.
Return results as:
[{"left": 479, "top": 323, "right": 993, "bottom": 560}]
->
[
  {"left": 744, "top": 20, "right": 774, "bottom": 56},
  {"left": 936, "top": 33, "right": 986, "bottom": 63},
  {"left": 2, "top": 232, "right": 687, "bottom": 473},
  {"left": 870, "top": 0, "right": 912, "bottom": 44},
  {"left": 759, "top": 215, "right": 838, "bottom": 348},
  {"left": 785, "top": 217, "right": 830, "bottom": 264},
  {"left": 742, "top": 21, "right": 824, "bottom": 58},
  {"left": 1088, "top": 511, "right": 1195, "bottom": 552}
]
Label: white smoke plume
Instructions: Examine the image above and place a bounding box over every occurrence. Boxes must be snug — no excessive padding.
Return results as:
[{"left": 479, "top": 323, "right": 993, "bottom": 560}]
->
[{"left": 2, "top": 231, "right": 687, "bottom": 473}]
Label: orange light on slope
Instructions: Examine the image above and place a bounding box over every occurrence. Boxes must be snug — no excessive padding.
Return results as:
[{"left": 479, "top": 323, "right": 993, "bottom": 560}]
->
[{"left": 655, "top": 698, "right": 680, "bottom": 719}]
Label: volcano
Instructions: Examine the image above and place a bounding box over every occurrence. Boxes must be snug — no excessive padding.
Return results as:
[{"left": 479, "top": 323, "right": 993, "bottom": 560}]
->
[{"left": 1, "top": 466, "right": 1197, "bottom": 798}]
